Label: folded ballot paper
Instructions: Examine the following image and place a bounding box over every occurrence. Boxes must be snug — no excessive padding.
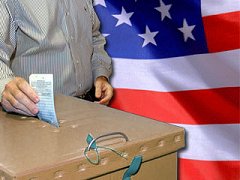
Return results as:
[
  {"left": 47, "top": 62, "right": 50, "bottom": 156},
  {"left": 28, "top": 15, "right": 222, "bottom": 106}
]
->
[{"left": 29, "top": 74, "right": 59, "bottom": 127}]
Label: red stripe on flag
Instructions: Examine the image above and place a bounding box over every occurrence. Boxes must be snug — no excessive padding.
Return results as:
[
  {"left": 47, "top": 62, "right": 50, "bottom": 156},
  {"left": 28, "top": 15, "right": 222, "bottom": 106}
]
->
[
  {"left": 203, "top": 11, "right": 240, "bottom": 53},
  {"left": 110, "top": 87, "right": 240, "bottom": 124},
  {"left": 179, "top": 159, "right": 240, "bottom": 180}
]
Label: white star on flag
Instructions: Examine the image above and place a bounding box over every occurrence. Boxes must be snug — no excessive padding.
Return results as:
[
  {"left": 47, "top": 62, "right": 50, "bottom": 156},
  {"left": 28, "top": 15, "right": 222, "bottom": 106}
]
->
[
  {"left": 178, "top": 19, "right": 196, "bottom": 42},
  {"left": 112, "top": 7, "right": 134, "bottom": 27},
  {"left": 155, "top": 0, "right": 172, "bottom": 21},
  {"left": 94, "top": 0, "right": 106, "bottom": 7},
  {"left": 102, "top": 33, "right": 110, "bottom": 37},
  {"left": 138, "top": 26, "right": 159, "bottom": 47}
]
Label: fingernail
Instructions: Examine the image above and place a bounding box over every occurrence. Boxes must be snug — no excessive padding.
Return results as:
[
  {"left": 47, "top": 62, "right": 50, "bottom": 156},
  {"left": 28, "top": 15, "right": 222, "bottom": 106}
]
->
[
  {"left": 33, "top": 108, "right": 39, "bottom": 114},
  {"left": 35, "top": 97, "right": 39, "bottom": 102}
]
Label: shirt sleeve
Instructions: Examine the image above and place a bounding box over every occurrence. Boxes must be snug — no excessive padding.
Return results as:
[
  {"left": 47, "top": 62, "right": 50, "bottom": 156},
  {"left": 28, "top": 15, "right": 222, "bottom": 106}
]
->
[
  {"left": 90, "top": 2, "right": 112, "bottom": 81},
  {"left": 0, "top": 1, "right": 17, "bottom": 100}
]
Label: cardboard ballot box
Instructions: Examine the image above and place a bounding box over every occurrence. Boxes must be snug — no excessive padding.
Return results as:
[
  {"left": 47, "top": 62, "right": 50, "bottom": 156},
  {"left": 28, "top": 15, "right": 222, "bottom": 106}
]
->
[{"left": 0, "top": 95, "right": 185, "bottom": 180}]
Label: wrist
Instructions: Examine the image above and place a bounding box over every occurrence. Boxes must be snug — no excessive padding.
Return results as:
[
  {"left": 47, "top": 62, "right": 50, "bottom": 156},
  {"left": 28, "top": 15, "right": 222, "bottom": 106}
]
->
[
  {"left": 0, "top": 77, "right": 14, "bottom": 102},
  {"left": 96, "top": 76, "right": 108, "bottom": 82}
]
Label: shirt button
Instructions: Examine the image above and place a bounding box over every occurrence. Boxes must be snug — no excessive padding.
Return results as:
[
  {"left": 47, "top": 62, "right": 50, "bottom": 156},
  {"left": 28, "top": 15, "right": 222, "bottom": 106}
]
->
[
  {"left": 76, "top": 60, "right": 79, "bottom": 64},
  {"left": 79, "top": 84, "right": 82, "bottom": 88},
  {"left": 70, "top": 36, "right": 74, "bottom": 41},
  {"left": 65, "top": 12, "right": 70, "bottom": 16},
  {"left": 84, "top": 6, "right": 87, "bottom": 11}
]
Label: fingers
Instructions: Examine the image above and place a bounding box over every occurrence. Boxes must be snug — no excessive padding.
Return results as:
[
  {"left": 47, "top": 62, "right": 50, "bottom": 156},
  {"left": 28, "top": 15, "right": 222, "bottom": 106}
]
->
[
  {"left": 95, "top": 82, "right": 102, "bottom": 99},
  {"left": 98, "top": 87, "right": 113, "bottom": 105},
  {"left": 1, "top": 77, "right": 39, "bottom": 116},
  {"left": 95, "top": 77, "right": 113, "bottom": 105},
  {"left": 15, "top": 77, "right": 39, "bottom": 103},
  {"left": 1, "top": 98, "right": 35, "bottom": 116}
]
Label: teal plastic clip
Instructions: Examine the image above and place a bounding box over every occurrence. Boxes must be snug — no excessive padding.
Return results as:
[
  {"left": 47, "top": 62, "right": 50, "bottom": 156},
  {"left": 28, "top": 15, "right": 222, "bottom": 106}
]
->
[
  {"left": 84, "top": 134, "right": 100, "bottom": 165},
  {"left": 123, "top": 155, "right": 143, "bottom": 180},
  {"left": 84, "top": 132, "right": 129, "bottom": 165}
]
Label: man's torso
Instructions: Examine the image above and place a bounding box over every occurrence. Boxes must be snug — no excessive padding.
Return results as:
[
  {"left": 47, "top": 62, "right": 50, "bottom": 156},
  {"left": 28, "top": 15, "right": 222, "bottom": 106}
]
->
[{"left": 8, "top": 0, "right": 95, "bottom": 96}]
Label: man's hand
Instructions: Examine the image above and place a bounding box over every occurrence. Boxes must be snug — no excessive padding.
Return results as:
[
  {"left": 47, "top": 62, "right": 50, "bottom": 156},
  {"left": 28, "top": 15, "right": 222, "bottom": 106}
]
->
[
  {"left": 94, "top": 76, "right": 113, "bottom": 105},
  {"left": 1, "top": 77, "right": 39, "bottom": 116}
]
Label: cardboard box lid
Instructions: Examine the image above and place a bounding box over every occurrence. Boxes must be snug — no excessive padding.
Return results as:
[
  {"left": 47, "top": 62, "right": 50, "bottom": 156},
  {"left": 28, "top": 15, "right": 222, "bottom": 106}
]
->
[{"left": 0, "top": 95, "right": 185, "bottom": 179}]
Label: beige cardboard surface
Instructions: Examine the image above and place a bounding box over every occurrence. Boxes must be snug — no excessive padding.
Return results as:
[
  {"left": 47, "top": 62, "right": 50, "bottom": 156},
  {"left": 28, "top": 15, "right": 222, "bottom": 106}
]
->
[
  {"left": 0, "top": 95, "right": 185, "bottom": 179},
  {"left": 94, "top": 152, "right": 177, "bottom": 180}
]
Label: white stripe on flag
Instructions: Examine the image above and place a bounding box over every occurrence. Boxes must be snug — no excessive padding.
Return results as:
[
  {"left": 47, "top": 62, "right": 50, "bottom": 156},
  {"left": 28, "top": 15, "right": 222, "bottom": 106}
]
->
[
  {"left": 174, "top": 123, "right": 240, "bottom": 161},
  {"left": 201, "top": 0, "right": 240, "bottom": 16},
  {"left": 111, "top": 49, "right": 240, "bottom": 92}
]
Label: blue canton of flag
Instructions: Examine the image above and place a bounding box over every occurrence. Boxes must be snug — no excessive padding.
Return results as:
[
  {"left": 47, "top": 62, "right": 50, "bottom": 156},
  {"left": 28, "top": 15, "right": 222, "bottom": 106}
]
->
[{"left": 94, "top": 0, "right": 208, "bottom": 59}]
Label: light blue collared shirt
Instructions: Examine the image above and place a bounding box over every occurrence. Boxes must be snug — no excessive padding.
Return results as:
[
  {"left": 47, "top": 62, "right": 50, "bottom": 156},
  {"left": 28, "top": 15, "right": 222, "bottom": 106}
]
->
[{"left": 0, "top": 0, "right": 112, "bottom": 98}]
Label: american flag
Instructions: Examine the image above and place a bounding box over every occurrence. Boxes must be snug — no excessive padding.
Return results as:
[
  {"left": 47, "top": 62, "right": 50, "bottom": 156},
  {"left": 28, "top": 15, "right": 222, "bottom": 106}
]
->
[{"left": 94, "top": 0, "right": 240, "bottom": 179}]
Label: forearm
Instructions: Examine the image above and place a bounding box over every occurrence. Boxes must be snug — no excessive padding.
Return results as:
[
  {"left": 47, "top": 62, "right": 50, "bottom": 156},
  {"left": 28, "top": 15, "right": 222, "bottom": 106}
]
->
[
  {"left": 91, "top": 6, "right": 112, "bottom": 81},
  {"left": 0, "top": 1, "right": 17, "bottom": 101}
]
